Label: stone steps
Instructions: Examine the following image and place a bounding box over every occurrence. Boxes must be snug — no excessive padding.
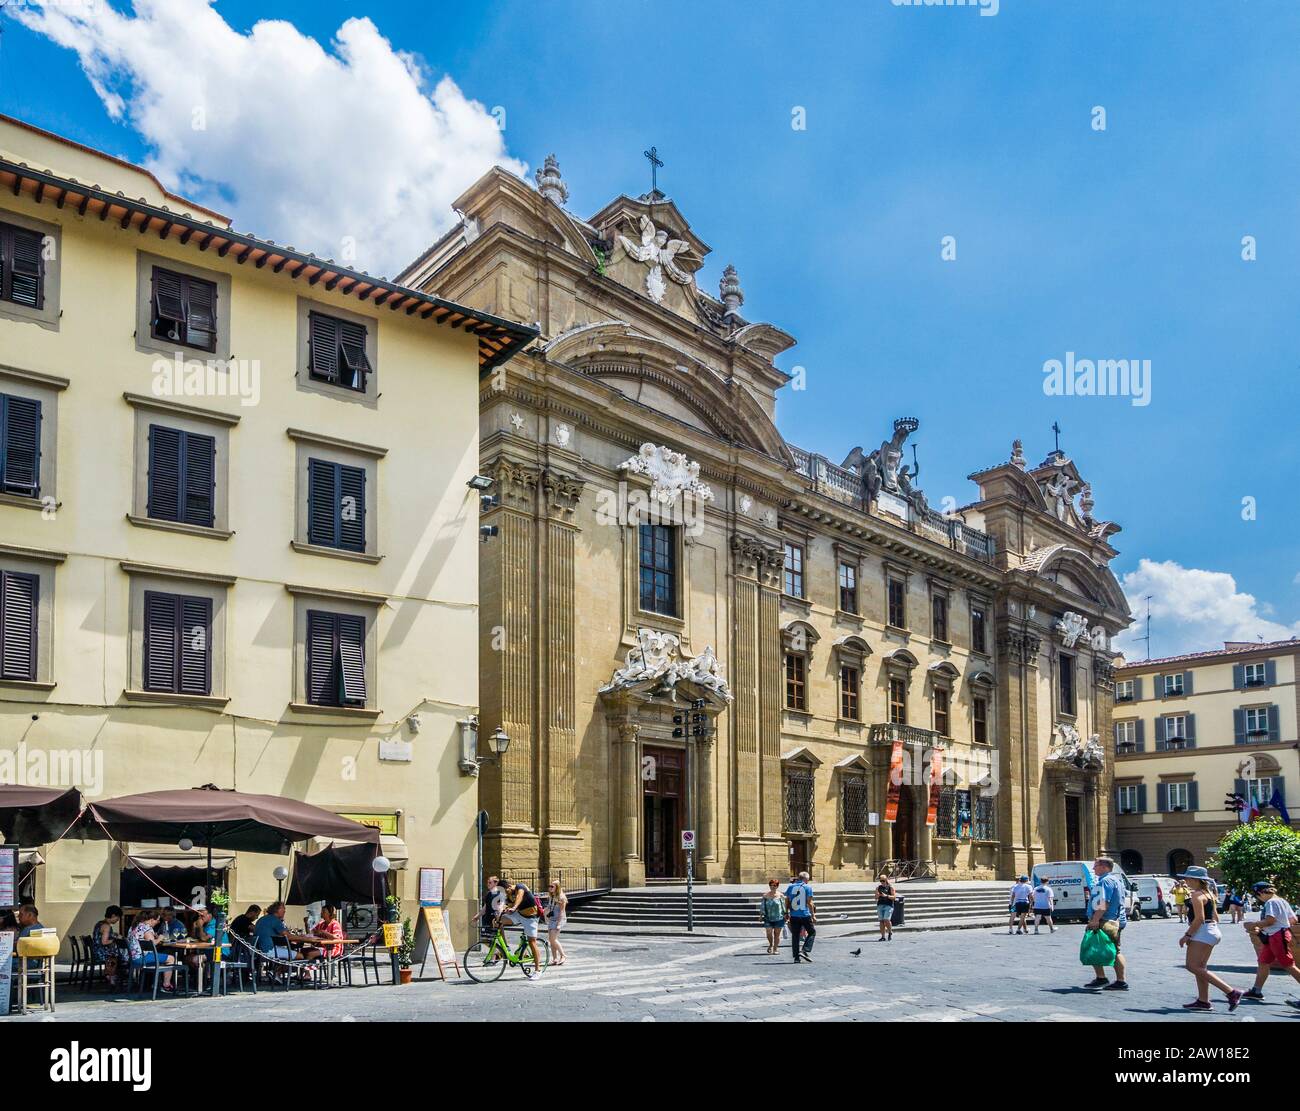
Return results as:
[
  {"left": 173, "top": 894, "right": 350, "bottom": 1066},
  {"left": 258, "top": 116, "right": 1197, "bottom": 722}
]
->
[{"left": 565, "top": 884, "right": 1014, "bottom": 929}]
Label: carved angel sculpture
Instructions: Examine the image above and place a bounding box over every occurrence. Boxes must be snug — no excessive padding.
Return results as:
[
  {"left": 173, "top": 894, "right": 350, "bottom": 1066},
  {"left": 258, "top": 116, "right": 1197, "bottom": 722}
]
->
[{"left": 618, "top": 215, "right": 692, "bottom": 303}]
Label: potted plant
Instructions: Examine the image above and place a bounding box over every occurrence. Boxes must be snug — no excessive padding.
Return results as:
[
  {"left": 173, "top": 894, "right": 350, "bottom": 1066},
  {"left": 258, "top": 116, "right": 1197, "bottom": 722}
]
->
[
  {"left": 208, "top": 887, "right": 231, "bottom": 938},
  {"left": 397, "top": 917, "right": 415, "bottom": 984}
]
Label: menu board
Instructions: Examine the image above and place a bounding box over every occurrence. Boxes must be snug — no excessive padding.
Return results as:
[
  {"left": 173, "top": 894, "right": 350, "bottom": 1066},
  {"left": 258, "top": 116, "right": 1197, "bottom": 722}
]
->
[
  {"left": 0, "top": 846, "right": 18, "bottom": 908},
  {"left": 0, "top": 931, "right": 13, "bottom": 1016},
  {"left": 413, "top": 905, "right": 459, "bottom": 980},
  {"left": 418, "top": 866, "right": 444, "bottom": 907}
]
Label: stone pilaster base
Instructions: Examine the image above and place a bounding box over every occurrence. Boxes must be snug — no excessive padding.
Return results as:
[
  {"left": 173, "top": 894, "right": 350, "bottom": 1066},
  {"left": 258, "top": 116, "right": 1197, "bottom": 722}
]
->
[
  {"left": 613, "top": 860, "right": 645, "bottom": 888},
  {"left": 485, "top": 830, "right": 540, "bottom": 877},
  {"left": 541, "top": 829, "right": 586, "bottom": 873}
]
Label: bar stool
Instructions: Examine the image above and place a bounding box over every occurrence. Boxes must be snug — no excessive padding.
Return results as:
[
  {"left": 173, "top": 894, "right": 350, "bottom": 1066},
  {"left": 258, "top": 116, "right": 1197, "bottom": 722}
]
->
[{"left": 17, "top": 932, "right": 59, "bottom": 1013}]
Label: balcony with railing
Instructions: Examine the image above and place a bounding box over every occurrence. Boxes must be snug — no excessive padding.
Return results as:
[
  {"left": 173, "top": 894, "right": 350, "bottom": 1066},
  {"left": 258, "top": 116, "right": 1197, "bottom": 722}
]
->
[
  {"left": 787, "top": 443, "right": 995, "bottom": 563},
  {"left": 868, "top": 722, "right": 946, "bottom": 749}
]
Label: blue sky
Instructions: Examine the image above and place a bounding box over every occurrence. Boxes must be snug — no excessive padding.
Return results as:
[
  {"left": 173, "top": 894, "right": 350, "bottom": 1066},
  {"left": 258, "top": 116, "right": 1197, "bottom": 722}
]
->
[{"left": 2, "top": 0, "right": 1297, "bottom": 656}]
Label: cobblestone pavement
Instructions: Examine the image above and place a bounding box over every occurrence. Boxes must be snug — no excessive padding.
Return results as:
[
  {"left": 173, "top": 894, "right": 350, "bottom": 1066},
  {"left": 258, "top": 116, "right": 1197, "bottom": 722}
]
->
[{"left": 13, "top": 918, "right": 1300, "bottom": 1022}]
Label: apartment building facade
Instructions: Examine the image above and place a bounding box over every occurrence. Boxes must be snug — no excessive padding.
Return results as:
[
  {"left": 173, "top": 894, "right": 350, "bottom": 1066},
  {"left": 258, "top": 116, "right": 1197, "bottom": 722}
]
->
[
  {"left": 0, "top": 115, "right": 532, "bottom": 939},
  {"left": 1112, "top": 638, "right": 1300, "bottom": 876}
]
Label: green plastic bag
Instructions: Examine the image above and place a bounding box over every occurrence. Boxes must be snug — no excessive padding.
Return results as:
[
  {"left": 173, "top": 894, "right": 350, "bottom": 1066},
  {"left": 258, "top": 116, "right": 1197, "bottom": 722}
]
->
[{"left": 1080, "top": 926, "right": 1117, "bottom": 967}]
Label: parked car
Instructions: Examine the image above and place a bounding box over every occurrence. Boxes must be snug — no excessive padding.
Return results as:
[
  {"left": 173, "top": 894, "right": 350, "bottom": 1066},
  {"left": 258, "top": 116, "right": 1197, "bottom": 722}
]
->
[{"left": 1131, "top": 874, "right": 1173, "bottom": 918}]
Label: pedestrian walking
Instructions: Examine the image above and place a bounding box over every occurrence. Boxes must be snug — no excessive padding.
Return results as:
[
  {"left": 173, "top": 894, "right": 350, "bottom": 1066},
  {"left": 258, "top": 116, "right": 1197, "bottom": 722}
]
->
[
  {"left": 875, "top": 873, "right": 897, "bottom": 942},
  {"left": 1243, "top": 881, "right": 1300, "bottom": 1005},
  {"left": 1032, "top": 876, "right": 1056, "bottom": 933},
  {"left": 785, "top": 870, "right": 816, "bottom": 963},
  {"left": 1176, "top": 866, "right": 1243, "bottom": 1012},
  {"left": 1084, "top": 856, "right": 1129, "bottom": 991},
  {"left": 1229, "top": 889, "right": 1246, "bottom": 925},
  {"left": 1008, "top": 874, "right": 1033, "bottom": 935},
  {"left": 760, "top": 879, "right": 788, "bottom": 954},
  {"left": 545, "top": 879, "right": 568, "bottom": 966},
  {"left": 478, "top": 874, "right": 506, "bottom": 939},
  {"left": 1172, "top": 879, "right": 1189, "bottom": 924}
]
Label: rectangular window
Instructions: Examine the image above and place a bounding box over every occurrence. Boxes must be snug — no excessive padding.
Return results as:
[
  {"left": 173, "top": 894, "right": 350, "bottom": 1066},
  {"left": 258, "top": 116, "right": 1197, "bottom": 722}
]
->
[
  {"left": 306, "top": 610, "right": 367, "bottom": 707},
  {"left": 1115, "top": 720, "right": 1137, "bottom": 752},
  {"left": 934, "top": 687, "right": 950, "bottom": 736},
  {"left": 146, "top": 425, "right": 215, "bottom": 528},
  {"left": 1164, "top": 715, "right": 1188, "bottom": 747},
  {"left": 0, "top": 569, "right": 39, "bottom": 681},
  {"left": 932, "top": 594, "right": 948, "bottom": 642},
  {"left": 838, "top": 562, "right": 857, "bottom": 613},
  {"left": 936, "top": 786, "right": 956, "bottom": 837},
  {"left": 638, "top": 524, "right": 676, "bottom": 616},
  {"left": 1059, "top": 654, "right": 1076, "bottom": 715},
  {"left": 1117, "top": 784, "right": 1140, "bottom": 814},
  {"left": 973, "top": 696, "right": 988, "bottom": 744},
  {"left": 783, "top": 542, "right": 804, "bottom": 598},
  {"left": 785, "top": 652, "right": 807, "bottom": 711},
  {"left": 1163, "top": 673, "right": 1184, "bottom": 697},
  {"left": 841, "top": 774, "right": 869, "bottom": 835},
  {"left": 784, "top": 766, "right": 816, "bottom": 833},
  {"left": 0, "top": 393, "right": 42, "bottom": 498},
  {"left": 1244, "top": 662, "right": 1268, "bottom": 687},
  {"left": 307, "top": 458, "right": 367, "bottom": 552},
  {"left": 840, "top": 665, "right": 859, "bottom": 721},
  {"left": 1167, "top": 781, "right": 1190, "bottom": 812},
  {"left": 888, "top": 676, "right": 907, "bottom": 725},
  {"left": 970, "top": 606, "right": 987, "bottom": 654},
  {"left": 1249, "top": 778, "right": 1274, "bottom": 806},
  {"left": 974, "top": 792, "right": 996, "bottom": 840},
  {"left": 1115, "top": 679, "right": 1135, "bottom": 702},
  {"left": 1245, "top": 707, "right": 1271, "bottom": 738},
  {"left": 308, "top": 311, "right": 372, "bottom": 392},
  {"left": 0, "top": 220, "right": 45, "bottom": 310},
  {"left": 150, "top": 267, "right": 217, "bottom": 353},
  {"left": 887, "top": 578, "right": 906, "bottom": 628},
  {"left": 143, "top": 591, "right": 212, "bottom": 695}
]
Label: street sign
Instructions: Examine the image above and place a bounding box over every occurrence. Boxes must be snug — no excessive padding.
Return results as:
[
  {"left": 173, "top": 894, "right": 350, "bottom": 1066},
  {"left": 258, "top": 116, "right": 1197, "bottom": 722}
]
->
[{"left": 681, "top": 830, "right": 696, "bottom": 850}]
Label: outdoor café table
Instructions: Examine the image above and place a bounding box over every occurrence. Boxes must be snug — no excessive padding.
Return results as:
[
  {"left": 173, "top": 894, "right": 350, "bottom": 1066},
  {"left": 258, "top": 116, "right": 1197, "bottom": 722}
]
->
[
  {"left": 160, "top": 940, "right": 219, "bottom": 998},
  {"left": 281, "top": 934, "right": 362, "bottom": 987}
]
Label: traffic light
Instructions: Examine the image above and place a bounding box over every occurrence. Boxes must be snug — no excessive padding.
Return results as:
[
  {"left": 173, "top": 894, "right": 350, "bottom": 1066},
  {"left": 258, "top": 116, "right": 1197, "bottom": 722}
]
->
[{"left": 1224, "top": 793, "right": 1245, "bottom": 813}]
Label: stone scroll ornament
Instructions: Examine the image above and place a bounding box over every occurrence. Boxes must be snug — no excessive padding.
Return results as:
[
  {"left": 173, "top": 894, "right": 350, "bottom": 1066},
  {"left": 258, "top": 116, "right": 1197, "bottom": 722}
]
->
[
  {"left": 600, "top": 629, "right": 732, "bottom": 701},
  {"left": 618, "top": 215, "right": 693, "bottom": 304},
  {"left": 619, "top": 443, "right": 715, "bottom": 504}
]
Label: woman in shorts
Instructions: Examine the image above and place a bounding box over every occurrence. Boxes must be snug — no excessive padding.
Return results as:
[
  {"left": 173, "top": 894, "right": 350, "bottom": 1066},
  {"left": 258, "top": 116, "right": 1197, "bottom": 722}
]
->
[
  {"left": 760, "top": 879, "right": 787, "bottom": 954},
  {"left": 1177, "top": 866, "right": 1242, "bottom": 1012}
]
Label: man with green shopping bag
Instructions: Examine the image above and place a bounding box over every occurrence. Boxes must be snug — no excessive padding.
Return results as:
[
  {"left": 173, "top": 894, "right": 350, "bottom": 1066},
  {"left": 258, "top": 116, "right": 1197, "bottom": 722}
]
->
[{"left": 1083, "top": 856, "right": 1128, "bottom": 992}]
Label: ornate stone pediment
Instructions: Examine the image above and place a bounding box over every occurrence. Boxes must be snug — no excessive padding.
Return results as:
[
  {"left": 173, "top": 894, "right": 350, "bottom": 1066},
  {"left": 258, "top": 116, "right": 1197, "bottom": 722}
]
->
[
  {"left": 619, "top": 443, "right": 714, "bottom": 504},
  {"left": 600, "top": 629, "right": 732, "bottom": 702}
]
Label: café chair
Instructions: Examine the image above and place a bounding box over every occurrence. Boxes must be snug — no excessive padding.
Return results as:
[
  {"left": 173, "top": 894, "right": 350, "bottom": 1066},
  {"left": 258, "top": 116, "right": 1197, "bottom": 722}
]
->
[
  {"left": 137, "top": 938, "right": 190, "bottom": 1000},
  {"left": 65, "top": 934, "right": 84, "bottom": 987}
]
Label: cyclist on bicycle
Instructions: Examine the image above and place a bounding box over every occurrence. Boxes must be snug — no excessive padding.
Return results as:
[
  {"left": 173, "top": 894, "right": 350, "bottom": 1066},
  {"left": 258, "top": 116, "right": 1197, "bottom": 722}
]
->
[{"left": 497, "top": 877, "right": 544, "bottom": 976}]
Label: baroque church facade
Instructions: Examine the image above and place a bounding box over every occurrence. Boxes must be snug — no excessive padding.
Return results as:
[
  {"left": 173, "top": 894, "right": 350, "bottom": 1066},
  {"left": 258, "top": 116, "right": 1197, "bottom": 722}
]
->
[{"left": 398, "top": 156, "right": 1132, "bottom": 886}]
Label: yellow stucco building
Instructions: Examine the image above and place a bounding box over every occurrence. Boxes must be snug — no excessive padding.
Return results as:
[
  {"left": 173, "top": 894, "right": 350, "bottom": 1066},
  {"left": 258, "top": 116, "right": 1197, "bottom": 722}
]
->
[
  {"left": 1113, "top": 639, "right": 1300, "bottom": 876},
  {"left": 0, "top": 115, "right": 533, "bottom": 941}
]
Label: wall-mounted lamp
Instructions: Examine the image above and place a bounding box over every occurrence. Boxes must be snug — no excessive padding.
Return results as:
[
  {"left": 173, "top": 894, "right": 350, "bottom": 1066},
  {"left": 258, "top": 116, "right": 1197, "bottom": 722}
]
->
[
  {"left": 467, "top": 474, "right": 494, "bottom": 491},
  {"left": 458, "top": 716, "right": 510, "bottom": 776}
]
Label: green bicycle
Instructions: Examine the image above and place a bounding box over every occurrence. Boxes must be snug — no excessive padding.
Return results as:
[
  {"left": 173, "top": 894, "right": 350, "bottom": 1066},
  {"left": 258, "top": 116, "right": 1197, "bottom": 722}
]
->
[{"left": 464, "top": 920, "right": 550, "bottom": 982}]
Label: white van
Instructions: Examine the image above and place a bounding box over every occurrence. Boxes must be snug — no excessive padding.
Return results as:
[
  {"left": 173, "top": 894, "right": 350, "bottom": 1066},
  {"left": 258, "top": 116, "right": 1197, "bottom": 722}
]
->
[
  {"left": 1132, "top": 874, "right": 1173, "bottom": 918},
  {"left": 1031, "top": 861, "right": 1140, "bottom": 921},
  {"left": 1030, "top": 861, "right": 1097, "bottom": 921}
]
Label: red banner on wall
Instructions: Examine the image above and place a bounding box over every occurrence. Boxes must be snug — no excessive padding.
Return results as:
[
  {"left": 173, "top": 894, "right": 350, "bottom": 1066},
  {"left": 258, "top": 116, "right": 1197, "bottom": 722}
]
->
[
  {"left": 885, "top": 740, "right": 904, "bottom": 823},
  {"left": 926, "top": 747, "right": 943, "bottom": 827}
]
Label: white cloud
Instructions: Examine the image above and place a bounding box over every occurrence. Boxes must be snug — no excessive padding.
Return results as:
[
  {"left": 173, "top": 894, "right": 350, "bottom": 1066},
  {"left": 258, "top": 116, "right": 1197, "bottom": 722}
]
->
[
  {"left": 13, "top": 0, "right": 525, "bottom": 276},
  {"left": 1115, "top": 558, "right": 1300, "bottom": 659}
]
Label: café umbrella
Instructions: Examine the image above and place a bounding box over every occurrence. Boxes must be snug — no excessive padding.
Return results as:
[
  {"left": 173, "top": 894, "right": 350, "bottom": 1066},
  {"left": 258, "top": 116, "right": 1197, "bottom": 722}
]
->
[
  {"left": 0, "top": 784, "right": 84, "bottom": 845},
  {"left": 74, "top": 784, "right": 381, "bottom": 902}
]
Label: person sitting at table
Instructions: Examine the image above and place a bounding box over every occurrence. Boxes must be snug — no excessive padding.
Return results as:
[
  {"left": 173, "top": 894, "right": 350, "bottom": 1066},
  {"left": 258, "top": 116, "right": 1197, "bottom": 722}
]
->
[
  {"left": 11, "top": 904, "right": 44, "bottom": 975},
  {"left": 157, "top": 906, "right": 188, "bottom": 942},
  {"left": 195, "top": 906, "right": 232, "bottom": 959},
  {"left": 126, "top": 909, "right": 174, "bottom": 992},
  {"left": 230, "top": 904, "right": 261, "bottom": 944},
  {"left": 91, "top": 905, "right": 123, "bottom": 987},
  {"left": 311, "top": 904, "right": 345, "bottom": 959}
]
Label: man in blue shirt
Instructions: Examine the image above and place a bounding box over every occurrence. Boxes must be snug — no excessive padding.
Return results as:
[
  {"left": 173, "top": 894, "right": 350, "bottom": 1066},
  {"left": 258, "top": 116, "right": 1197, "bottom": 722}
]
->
[
  {"left": 1085, "top": 856, "right": 1128, "bottom": 991},
  {"left": 784, "top": 871, "right": 817, "bottom": 964}
]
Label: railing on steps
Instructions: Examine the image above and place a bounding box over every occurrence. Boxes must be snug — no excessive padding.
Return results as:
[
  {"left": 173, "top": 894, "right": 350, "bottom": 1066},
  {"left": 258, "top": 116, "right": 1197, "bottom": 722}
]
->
[
  {"left": 505, "top": 868, "right": 612, "bottom": 904},
  {"left": 877, "top": 859, "right": 938, "bottom": 881}
]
